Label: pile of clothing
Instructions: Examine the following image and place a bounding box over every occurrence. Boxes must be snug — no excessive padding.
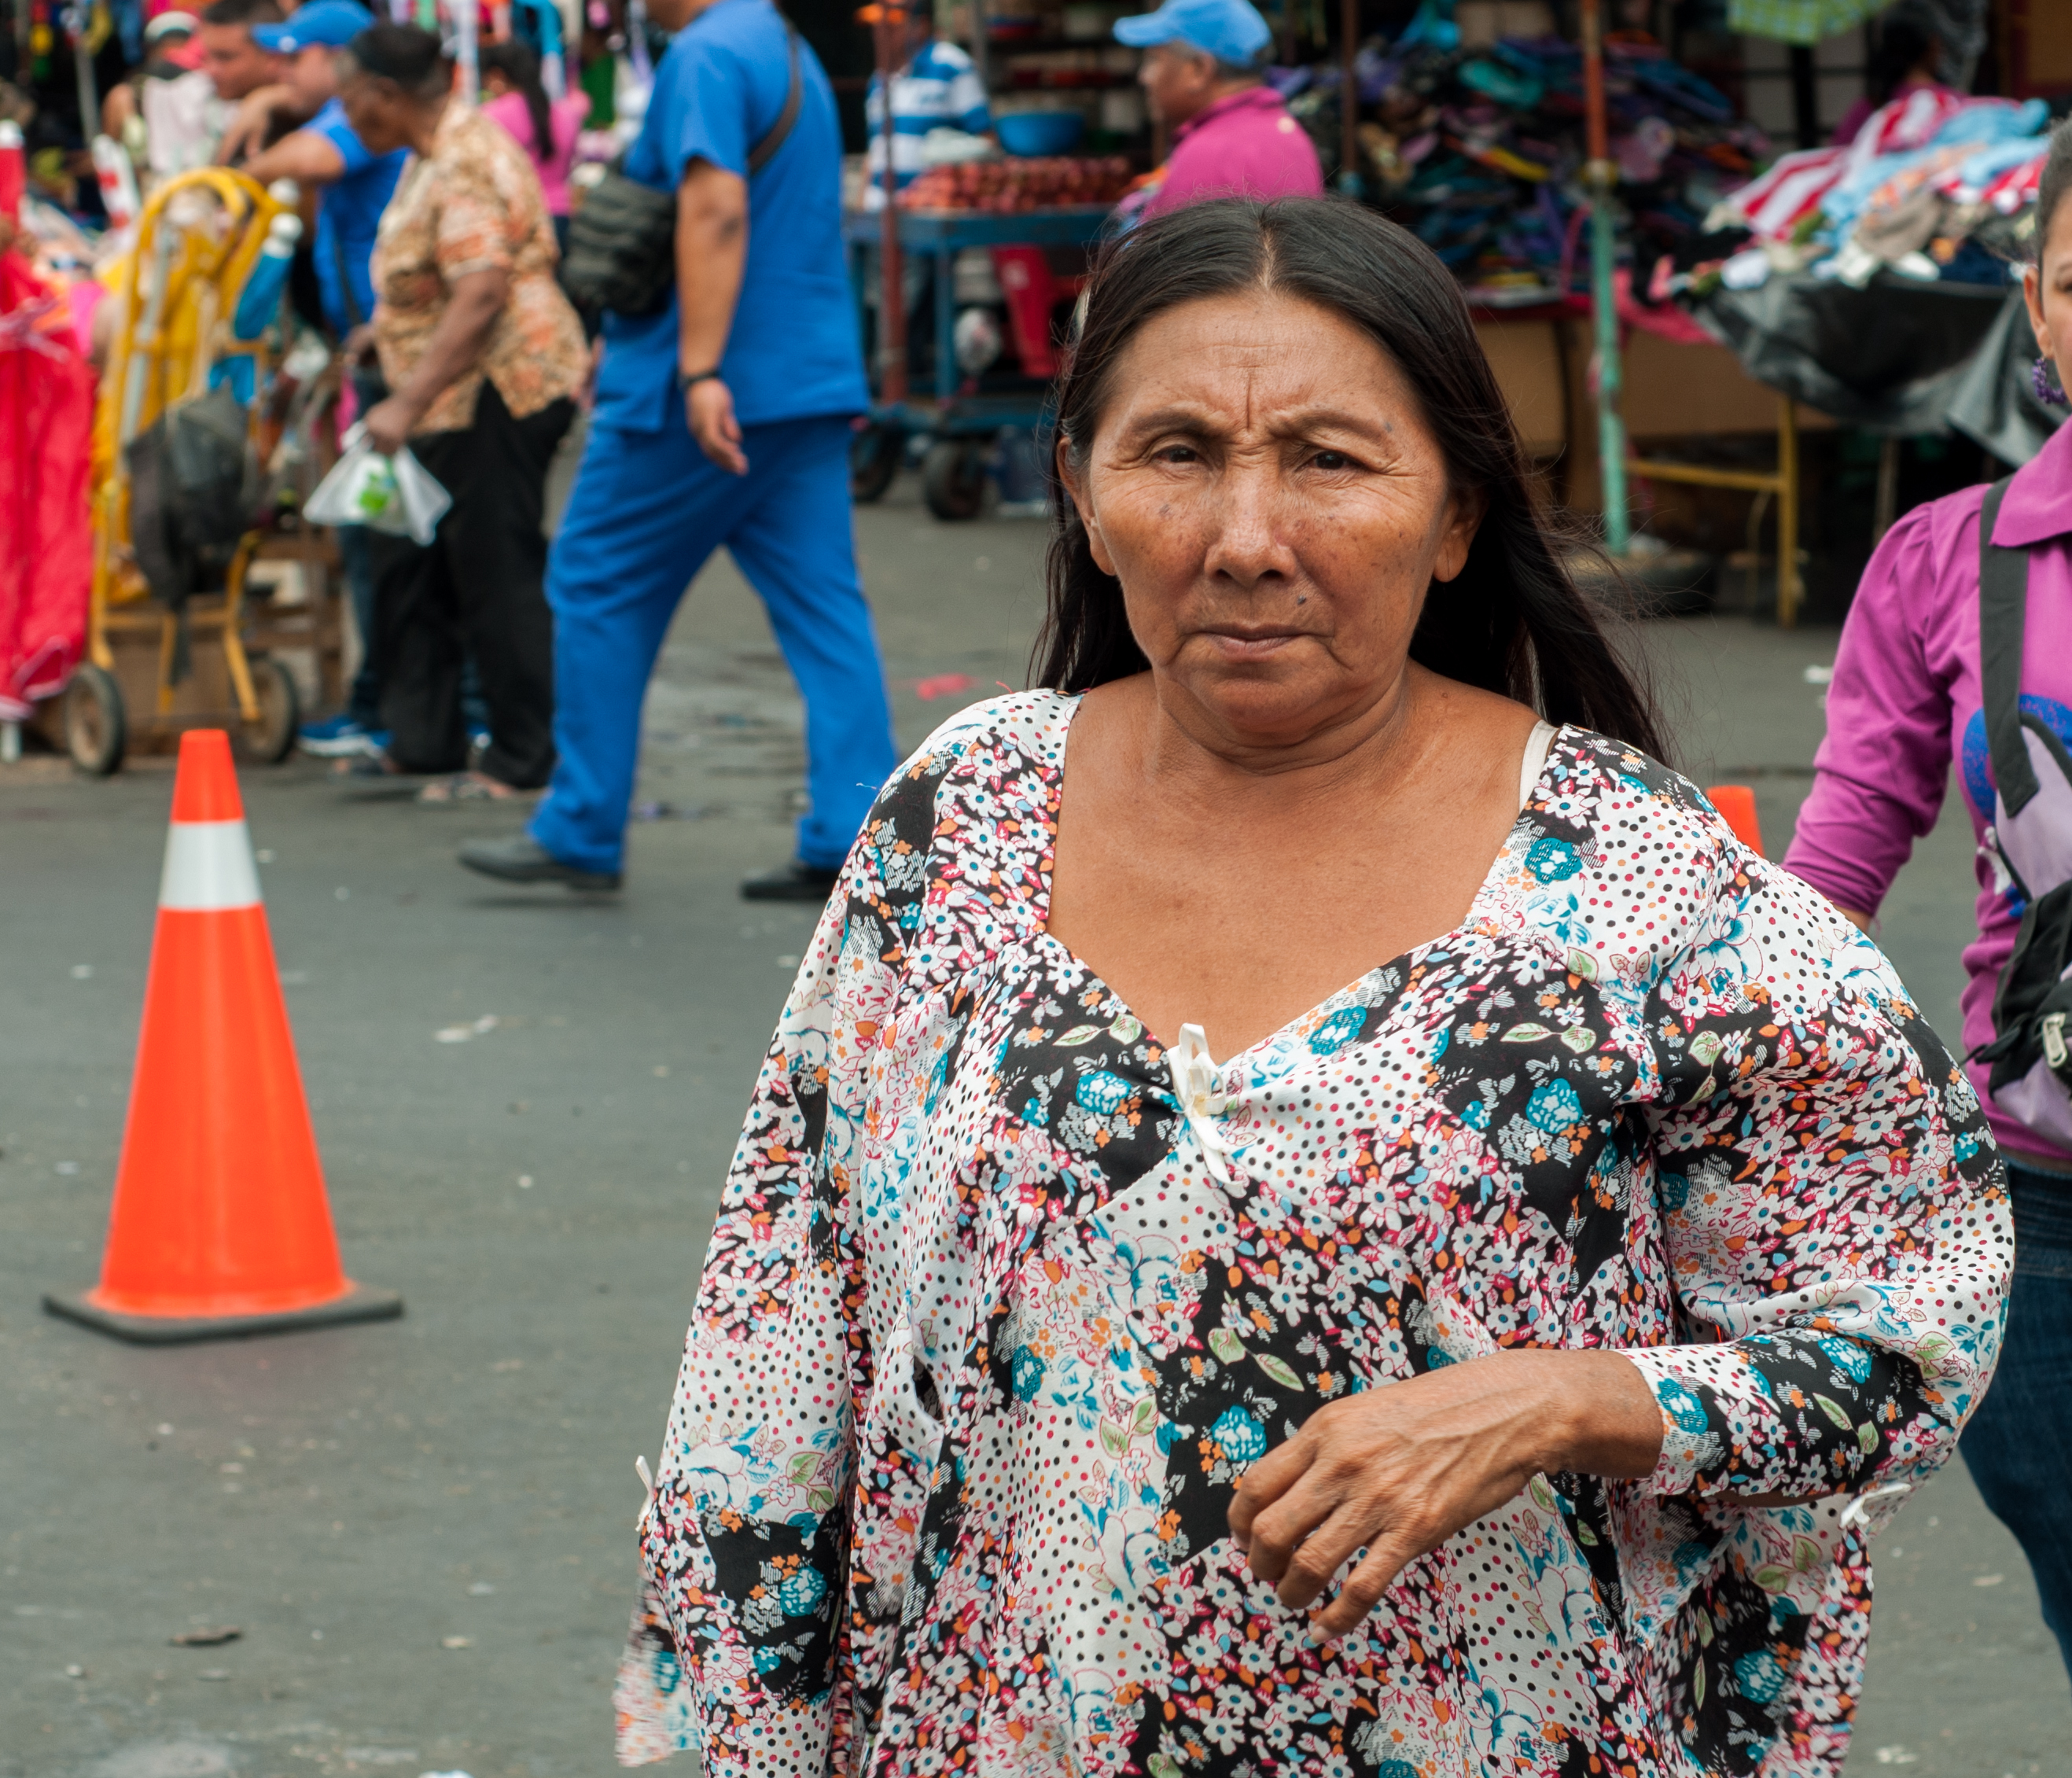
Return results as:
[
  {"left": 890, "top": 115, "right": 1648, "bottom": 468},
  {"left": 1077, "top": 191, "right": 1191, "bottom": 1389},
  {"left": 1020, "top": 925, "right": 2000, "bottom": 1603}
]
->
[
  {"left": 1269, "top": 14, "right": 1767, "bottom": 306},
  {"left": 1699, "top": 88, "right": 2049, "bottom": 293}
]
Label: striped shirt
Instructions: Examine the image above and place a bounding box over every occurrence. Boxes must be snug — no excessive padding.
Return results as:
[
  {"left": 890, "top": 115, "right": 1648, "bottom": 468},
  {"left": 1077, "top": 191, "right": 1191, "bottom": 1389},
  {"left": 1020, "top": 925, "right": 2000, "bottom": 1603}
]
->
[{"left": 864, "top": 39, "right": 991, "bottom": 189}]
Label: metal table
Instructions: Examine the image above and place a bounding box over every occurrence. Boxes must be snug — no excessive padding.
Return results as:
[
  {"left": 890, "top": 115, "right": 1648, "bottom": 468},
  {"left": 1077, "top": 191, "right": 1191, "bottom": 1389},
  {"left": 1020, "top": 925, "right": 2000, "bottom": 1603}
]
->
[{"left": 844, "top": 205, "right": 1113, "bottom": 514}]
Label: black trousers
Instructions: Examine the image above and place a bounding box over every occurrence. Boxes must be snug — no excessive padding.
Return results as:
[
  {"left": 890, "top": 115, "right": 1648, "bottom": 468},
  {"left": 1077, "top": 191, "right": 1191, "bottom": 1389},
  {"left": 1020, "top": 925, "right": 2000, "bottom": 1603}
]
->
[{"left": 371, "top": 381, "right": 573, "bottom": 788}]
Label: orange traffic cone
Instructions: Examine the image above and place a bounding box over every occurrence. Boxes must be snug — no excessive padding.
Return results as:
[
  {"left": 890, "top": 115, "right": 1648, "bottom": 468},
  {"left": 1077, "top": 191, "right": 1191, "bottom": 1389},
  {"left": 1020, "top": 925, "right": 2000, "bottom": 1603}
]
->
[
  {"left": 1706, "top": 783, "right": 1765, "bottom": 857},
  {"left": 44, "top": 731, "right": 401, "bottom": 1344}
]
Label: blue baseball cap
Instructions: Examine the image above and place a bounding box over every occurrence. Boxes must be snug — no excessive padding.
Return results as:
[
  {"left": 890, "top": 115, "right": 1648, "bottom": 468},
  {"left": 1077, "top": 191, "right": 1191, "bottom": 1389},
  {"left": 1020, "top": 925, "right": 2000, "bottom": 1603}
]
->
[
  {"left": 253, "top": 0, "right": 375, "bottom": 53},
  {"left": 1113, "top": 0, "right": 1272, "bottom": 68}
]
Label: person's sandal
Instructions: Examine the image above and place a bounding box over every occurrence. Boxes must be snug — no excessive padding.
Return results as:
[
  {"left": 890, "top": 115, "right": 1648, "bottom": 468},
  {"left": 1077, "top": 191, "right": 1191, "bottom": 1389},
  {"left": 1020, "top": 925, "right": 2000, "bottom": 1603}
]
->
[{"left": 418, "top": 771, "right": 528, "bottom": 804}]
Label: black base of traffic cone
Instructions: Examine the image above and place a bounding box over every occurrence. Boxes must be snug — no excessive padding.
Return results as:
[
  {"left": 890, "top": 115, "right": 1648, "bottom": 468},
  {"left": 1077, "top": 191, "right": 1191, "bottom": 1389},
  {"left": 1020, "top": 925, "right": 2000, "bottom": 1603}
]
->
[{"left": 42, "top": 1283, "right": 404, "bottom": 1345}]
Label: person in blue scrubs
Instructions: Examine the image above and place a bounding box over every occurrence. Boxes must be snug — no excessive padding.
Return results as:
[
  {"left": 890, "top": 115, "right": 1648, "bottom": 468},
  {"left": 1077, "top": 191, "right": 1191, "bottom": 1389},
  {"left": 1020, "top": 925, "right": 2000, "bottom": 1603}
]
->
[
  {"left": 460, "top": 0, "right": 898, "bottom": 899},
  {"left": 235, "top": 0, "right": 407, "bottom": 758}
]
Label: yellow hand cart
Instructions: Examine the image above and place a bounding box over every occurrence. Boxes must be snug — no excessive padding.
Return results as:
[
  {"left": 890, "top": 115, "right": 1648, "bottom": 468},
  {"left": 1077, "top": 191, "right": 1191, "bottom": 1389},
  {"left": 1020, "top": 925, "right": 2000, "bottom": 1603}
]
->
[{"left": 63, "top": 166, "right": 340, "bottom": 775}]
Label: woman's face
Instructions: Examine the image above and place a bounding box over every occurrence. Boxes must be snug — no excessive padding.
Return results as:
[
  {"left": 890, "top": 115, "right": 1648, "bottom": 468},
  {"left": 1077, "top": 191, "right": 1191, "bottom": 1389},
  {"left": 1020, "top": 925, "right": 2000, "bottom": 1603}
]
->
[
  {"left": 2024, "top": 191, "right": 2072, "bottom": 399},
  {"left": 340, "top": 72, "right": 410, "bottom": 156},
  {"left": 1060, "top": 290, "right": 1482, "bottom": 751}
]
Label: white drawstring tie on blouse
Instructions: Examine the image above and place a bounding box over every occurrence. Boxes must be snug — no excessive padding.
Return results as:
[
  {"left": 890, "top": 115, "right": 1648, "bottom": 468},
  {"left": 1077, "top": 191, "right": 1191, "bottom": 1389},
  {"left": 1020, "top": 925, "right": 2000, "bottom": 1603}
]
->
[
  {"left": 1840, "top": 1480, "right": 1912, "bottom": 1530},
  {"left": 1172, "top": 1022, "right": 1239, "bottom": 1186},
  {"left": 635, "top": 1454, "right": 657, "bottom": 1531}
]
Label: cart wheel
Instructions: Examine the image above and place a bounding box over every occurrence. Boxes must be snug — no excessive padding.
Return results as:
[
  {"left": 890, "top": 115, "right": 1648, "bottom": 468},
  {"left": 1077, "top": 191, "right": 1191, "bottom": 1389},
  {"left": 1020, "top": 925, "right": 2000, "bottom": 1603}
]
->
[
  {"left": 63, "top": 664, "right": 127, "bottom": 777},
  {"left": 235, "top": 656, "right": 301, "bottom": 764},
  {"left": 922, "top": 440, "right": 987, "bottom": 521},
  {"left": 850, "top": 423, "right": 901, "bottom": 504}
]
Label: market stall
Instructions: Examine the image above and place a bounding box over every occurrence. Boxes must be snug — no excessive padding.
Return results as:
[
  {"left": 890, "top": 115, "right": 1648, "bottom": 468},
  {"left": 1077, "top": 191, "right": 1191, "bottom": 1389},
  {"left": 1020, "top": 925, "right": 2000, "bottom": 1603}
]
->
[
  {"left": 843, "top": 0, "right": 1135, "bottom": 517},
  {"left": 845, "top": 197, "right": 1117, "bottom": 516}
]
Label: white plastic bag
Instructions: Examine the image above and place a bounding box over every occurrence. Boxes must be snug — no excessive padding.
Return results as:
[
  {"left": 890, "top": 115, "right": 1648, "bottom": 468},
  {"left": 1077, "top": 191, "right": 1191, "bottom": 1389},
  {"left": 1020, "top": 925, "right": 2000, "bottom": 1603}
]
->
[{"left": 304, "top": 425, "right": 451, "bottom": 546}]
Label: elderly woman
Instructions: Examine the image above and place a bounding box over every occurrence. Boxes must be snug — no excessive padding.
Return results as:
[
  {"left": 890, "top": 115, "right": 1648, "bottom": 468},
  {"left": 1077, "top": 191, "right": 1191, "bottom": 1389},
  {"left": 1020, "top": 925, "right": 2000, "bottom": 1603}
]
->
[
  {"left": 615, "top": 201, "right": 2011, "bottom": 1776},
  {"left": 341, "top": 22, "right": 587, "bottom": 802}
]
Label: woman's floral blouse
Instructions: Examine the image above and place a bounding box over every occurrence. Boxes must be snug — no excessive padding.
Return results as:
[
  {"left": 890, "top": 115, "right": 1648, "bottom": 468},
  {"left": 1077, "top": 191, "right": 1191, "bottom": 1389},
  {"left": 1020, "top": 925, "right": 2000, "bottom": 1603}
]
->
[
  {"left": 370, "top": 103, "right": 587, "bottom": 436},
  {"left": 616, "top": 694, "right": 2011, "bottom": 1778}
]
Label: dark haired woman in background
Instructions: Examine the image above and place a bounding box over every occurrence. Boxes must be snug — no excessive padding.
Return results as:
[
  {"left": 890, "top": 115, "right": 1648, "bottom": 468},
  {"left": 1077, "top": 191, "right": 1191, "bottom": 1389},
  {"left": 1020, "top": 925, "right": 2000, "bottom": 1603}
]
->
[
  {"left": 342, "top": 23, "right": 586, "bottom": 802},
  {"left": 478, "top": 38, "right": 589, "bottom": 255},
  {"left": 615, "top": 200, "right": 2008, "bottom": 1774},
  {"left": 1831, "top": 3, "right": 1952, "bottom": 147},
  {"left": 1786, "top": 121, "right": 2072, "bottom": 1681}
]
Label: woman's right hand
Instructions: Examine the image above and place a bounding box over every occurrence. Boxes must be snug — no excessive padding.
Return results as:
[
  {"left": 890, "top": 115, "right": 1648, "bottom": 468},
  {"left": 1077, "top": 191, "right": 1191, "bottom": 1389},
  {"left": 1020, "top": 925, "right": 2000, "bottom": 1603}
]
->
[
  {"left": 1227, "top": 1349, "right": 1663, "bottom": 1640},
  {"left": 360, "top": 394, "right": 421, "bottom": 458}
]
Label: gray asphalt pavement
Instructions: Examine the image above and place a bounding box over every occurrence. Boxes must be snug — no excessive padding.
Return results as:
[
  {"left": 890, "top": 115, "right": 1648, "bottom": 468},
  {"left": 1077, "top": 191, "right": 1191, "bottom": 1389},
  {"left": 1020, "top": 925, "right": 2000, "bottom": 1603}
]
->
[{"left": 2, "top": 486, "right": 2063, "bottom": 1777}]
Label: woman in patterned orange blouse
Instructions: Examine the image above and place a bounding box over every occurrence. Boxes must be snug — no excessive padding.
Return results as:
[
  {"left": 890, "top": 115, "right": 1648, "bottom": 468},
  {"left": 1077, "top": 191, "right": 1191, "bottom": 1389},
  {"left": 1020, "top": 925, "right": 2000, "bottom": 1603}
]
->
[{"left": 342, "top": 23, "right": 587, "bottom": 803}]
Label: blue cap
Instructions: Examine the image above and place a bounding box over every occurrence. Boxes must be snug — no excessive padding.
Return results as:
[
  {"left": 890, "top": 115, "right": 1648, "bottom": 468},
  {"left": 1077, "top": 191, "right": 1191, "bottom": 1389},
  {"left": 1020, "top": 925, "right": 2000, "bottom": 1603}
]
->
[
  {"left": 253, "top": 0, "right": 375, "bottom": 54},
  {"left": 1113, "top": 0, "right": 1272, "bottom": 68}
]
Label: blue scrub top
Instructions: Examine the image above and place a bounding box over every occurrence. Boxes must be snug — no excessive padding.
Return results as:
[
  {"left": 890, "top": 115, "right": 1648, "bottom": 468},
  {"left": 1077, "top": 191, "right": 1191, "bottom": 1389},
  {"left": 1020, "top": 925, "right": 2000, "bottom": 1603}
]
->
[
  {"left": 309, "top": 98, "right": 407, "bottom": 337},
  {"left": 591, "top": 0, "right": 868, "bottom": 433}
]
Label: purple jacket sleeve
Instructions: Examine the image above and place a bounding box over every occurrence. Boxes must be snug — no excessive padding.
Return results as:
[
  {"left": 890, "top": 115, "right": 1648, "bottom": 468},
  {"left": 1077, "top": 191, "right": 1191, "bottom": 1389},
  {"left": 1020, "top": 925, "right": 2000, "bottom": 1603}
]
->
[{"left": 1783, "top": 501, "right": 1963, "bottom": 918}]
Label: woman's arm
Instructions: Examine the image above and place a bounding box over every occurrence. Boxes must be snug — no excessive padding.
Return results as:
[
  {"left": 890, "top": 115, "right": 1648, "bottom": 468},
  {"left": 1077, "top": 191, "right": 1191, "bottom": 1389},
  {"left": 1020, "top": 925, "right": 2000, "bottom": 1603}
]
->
[
  {"left": 620, "top": 871, "right": 875, "bottom": 1772},
  {"left": 360, "top": 266, "right": 510, "bottom": 455},
  {"left": 239, "top": 127, "right": 346, "bottom": 193},
  {"left": 1227, "top": 1347, "right": 1662, "bottom": 1639},
  {"left": 1625, "top": 868, "right": 2008, "bottom": 1515},
  {"left": 1782, "top": 502, "right": 1961, "bottom": 922}
]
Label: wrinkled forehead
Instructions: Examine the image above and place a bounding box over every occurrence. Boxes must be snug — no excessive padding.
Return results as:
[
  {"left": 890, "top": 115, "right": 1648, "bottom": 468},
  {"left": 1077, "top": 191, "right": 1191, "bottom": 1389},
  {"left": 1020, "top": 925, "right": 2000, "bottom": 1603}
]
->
[{"left": 1097, "top": 291, "right": 1416, "bottom": 433}]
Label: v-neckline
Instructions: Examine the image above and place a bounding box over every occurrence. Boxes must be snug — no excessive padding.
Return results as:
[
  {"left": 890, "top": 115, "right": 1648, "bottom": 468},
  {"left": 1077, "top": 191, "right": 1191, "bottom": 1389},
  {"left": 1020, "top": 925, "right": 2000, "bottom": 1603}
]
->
[{"left": 1029, "top": 691, "right": 1570, "bottom": 1071}]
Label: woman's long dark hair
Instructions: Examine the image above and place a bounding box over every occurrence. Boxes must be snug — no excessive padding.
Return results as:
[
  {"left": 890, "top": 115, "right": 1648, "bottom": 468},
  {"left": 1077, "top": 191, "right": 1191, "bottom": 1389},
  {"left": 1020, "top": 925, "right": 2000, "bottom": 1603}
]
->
[
  {"left": 1036, "top": 199, "right": 1668, "bottom": 761},
  {"left": 480, "top": 39, "right": 554, "bottom": 164}
]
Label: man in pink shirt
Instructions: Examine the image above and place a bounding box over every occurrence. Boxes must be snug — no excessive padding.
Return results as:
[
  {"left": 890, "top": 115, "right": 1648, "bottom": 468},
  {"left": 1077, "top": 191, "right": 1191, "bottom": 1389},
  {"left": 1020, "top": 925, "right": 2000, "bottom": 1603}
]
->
[{"left": 1113, "top": 0, "right": 1321, "bottom": 221}]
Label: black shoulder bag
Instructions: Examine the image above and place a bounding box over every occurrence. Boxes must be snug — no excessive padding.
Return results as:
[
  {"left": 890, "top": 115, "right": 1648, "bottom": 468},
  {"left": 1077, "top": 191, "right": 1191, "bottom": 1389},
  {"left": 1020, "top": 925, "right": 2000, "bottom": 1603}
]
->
[
  {"left": 1968, "top": 475, "right": 2072, "bottom": 1150},
  {"left": 559, "top": 24, "right": 803, "bottom": 319}
]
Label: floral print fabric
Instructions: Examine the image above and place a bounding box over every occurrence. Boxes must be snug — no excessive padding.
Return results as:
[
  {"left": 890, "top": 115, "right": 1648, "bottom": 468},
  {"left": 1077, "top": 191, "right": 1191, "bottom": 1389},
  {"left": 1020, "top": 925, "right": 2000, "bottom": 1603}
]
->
[
  {"left": 615, "top": 693, "right": 2011, "bottom": 1778},
  {"left": 370, "top": 103, "right": 587, "bottom": 436}
]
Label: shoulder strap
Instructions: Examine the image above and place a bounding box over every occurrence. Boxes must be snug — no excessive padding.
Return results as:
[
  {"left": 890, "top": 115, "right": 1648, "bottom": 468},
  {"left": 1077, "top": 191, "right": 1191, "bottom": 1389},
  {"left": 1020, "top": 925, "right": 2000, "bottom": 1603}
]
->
[
  {"left": 1979, "top": 476, "right": 2040, "bottom": 817},
  {"left": 329, "top": 215, "right": 364, "bottom": 331},
  {"left": 747, "top": 25, "right": 803, "bottom": 176}
]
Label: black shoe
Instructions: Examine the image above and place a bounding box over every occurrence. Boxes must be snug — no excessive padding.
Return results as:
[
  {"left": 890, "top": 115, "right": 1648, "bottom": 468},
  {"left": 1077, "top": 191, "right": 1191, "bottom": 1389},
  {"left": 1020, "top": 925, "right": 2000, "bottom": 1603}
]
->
[
  {"left": 459, "top": 833, "right": 622, "bottom": 891},
  {"left": 740, "top": 860, "right": 841, "bottom": 903}
]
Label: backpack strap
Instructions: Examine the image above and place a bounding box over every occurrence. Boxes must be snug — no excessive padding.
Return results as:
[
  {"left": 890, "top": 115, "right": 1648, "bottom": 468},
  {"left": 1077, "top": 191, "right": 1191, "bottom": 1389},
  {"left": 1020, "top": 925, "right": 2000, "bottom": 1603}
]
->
[
  {"left": 747, "top": 26, "right": 803, "bottom": 177},
  {"left": 1979, "top": 475, "right": 2040, "bottom": 817}
]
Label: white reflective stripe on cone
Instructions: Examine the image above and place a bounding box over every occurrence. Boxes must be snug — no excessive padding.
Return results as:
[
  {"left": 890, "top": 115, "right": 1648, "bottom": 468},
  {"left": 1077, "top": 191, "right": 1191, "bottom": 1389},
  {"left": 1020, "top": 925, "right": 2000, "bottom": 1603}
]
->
[{"left": 159, "top": 820, "right": 263, "bottom": 911}]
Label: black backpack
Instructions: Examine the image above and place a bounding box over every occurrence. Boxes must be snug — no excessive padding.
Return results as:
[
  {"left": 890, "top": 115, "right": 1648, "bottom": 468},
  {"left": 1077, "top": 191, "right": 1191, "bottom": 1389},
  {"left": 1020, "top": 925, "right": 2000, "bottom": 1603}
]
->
[
  {"left": 558, "top": 25, "right": 802, "bottom": 319},
  {"left": 1969, "top": 475, "right": 2072, "bottom": 1148},
  {"left": 124, "top": 385, "right": 258, "bottom": 610}
]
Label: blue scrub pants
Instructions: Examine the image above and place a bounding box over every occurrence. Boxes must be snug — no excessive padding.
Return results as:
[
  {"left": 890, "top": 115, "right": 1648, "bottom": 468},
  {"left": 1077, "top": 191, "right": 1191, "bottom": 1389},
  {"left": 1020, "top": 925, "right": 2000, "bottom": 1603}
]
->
[{"left": 529, "top": 413, "right": 897, "bottom": 876}]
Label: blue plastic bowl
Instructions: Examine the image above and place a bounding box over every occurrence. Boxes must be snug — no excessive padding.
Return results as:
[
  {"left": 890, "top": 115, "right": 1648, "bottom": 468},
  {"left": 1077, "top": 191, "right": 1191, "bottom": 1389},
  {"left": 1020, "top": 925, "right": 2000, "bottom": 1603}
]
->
[{"left": 996, "top": 111, "right": 1085, "bottom": 156}]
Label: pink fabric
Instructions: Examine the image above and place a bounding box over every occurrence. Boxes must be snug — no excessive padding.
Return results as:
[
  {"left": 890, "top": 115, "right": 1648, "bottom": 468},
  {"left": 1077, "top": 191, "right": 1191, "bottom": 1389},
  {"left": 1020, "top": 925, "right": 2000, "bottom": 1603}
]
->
[
  {"left": 1141, "top": 86, "right": 1322, "bottom": 219},
  {"left": 66, "top": 278, "right": 103, "bottom": 357},
  {"left": 1783, "top": 418, "right": 2072, "bottom": 1167},
  {"left": 480, "top": 89, "right": 591, "bottom": 216},
  {"left": 0, "top": 254, "right": 94, "bottom": 723}
]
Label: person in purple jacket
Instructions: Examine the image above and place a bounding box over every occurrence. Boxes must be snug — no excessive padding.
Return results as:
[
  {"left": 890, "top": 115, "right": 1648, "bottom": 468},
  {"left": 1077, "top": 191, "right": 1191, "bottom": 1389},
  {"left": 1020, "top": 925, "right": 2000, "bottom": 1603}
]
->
[
  {"left": 1784, "top": 117, "right": 2072, "bottom": 1678},
  {"left": 1113, "top": 0, "right": 1322, "bottom": 223}
]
